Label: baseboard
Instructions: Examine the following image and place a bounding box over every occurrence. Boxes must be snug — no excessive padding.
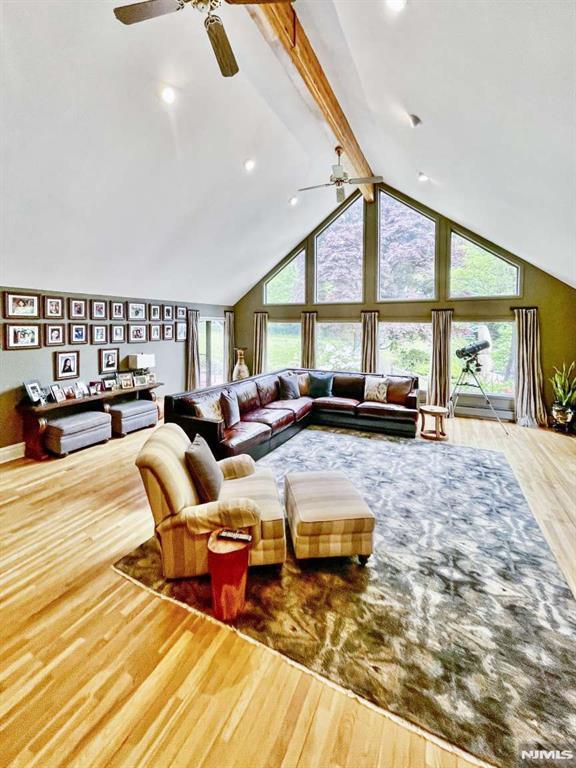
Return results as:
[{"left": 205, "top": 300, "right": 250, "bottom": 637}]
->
[{"left": 0, "top": 442, "right": 26, "bottom": 464}]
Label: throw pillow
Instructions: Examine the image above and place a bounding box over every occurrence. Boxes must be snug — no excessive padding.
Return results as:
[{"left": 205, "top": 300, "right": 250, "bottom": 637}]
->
[
  {"left": 364, "top": 375, "right": 388, "bottom": 403},
  {"left": 194, "top": 394, "right": 223, "bottom": 421},
  {"left": 278, "top": 373, "right": 300, "bottom": 400},
  {"left": 220, "top": 388, "right": 240, "bottom": 428},
  {"left": 185, "top": 434, "right": 224, "bottom": 503},
  {"left": 309, "top": 371, "right": 334, "bottom": 398},
  {"left": 298, "top": 373, "right": 310, "bottom": 396}
]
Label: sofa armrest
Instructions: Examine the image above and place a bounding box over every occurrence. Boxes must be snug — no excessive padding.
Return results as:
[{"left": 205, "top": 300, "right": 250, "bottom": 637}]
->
[
  {"left": 218, "top": 455, "right": 256, "bottom": 480},
  {"left": 165, "top": 413, "right": 225, "bottom": 444},
  {"left": 406, "top": 389, "right": 420, "bottom": 410},
  {"left": 158, "top": 498, "right": 261, "bottom": 546}
]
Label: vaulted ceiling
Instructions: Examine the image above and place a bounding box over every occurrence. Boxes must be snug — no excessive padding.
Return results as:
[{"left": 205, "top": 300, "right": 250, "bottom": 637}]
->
[{"left": 1, "top": 1, "right": 574, "bottom": 304}]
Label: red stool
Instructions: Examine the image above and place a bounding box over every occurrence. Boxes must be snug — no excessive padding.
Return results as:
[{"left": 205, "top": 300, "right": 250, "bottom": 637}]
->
[{"left": 207, "top": 529, "right": 251, "bottom": 622}]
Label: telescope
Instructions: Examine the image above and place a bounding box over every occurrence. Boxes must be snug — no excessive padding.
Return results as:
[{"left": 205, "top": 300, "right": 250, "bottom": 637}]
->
[{"left": 456, "top": 340, "right": 490, "bottom": 360}]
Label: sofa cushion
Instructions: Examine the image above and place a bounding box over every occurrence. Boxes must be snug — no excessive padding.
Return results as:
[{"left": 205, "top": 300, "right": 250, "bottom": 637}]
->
[
  {"left": 265, "top": 397, "right": 313, "bottom": 421},
  {"left": 332, "top": 374, "right": 365, "bottom": 401},
  {"left": 313, "top": 396, "right": 359, "bottom": 413},
  {"left": 356, "top": 401, "right": 419, "bottom": 422},
  {"left": 184, "top": 435, "right": 224, "bottom": 503},
  {"left": 220, "top": 467, "right": 285, "bottom": 540},
  {"left": 233, "top": 381, "right": 260, "bottom": 414},
  {"left": 278, "top": 373, "right": 300, "bottom": 400},
  {"left": 256, "top": 376, "right": 279, "bottom": 407},
  {"left": 193, "top": 393, "right": 223, "bottom": 421},
  {"left": 309, "top": 372, "right": 334, "bottom": 398},
  {"left": 242, "top": 407, "right": 295, "bottom": 435},
  {"left": 221, "top": 421, "right": 272, "bottom": 455},
  {"left": 220, "top": 388, "right": 240, "bottom": 428},
  {"left": 385, "top": 376, "right": 415, "bottom": 406},
  {"left": 298, "top": 373, "right": 310, "bottom": 396},
  {"left": 364, "top": 375, "right": 388, "bottom": 403}
]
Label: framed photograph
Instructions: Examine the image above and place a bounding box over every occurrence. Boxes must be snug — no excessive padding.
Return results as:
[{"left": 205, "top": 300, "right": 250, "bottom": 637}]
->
[
  {"left": 176, "top": 306, "right": 187, "bottom": 320},
  {"left": 147, "top": 372, "right": 157, "bottom": 385},
  {"left": 69, "top": 323, "right": 88, "bottom": 344},
  {"left": 68, "top": 298, "right": 87, "bottom": 320},
  {"left": 102, "top": 377, "right": 117, "bottom": 391},
  {"left": 45, "top": 324, "right": 66, "bottom": 347},
  {"left": 175, "top": 322, "right": 187, "bottom": 342},
  {"left": 99, "top": 347, "right": 119, "bottom": 374},
  {"left": 133, "top": 374, "right": 148, "bottom": 387},
  {"left": 24, "top": 379, "right": 44, "bottom": 404},
  {"left": 110, "top": 301, "right": 125, "bottom": 320},
  {"left": 75, "top": 381, "right": 90, "bottom": 398},
  {"left": 150, "top": 304, "right": 161, "bottom": 321},
  {"left": 91, "top": 325, "right": 108, "bottom": 345},
  {"left": 55, "top": 350, "right": 80, "bottom": 381},
  {"left": 149, "top": 324, "right": 161, "bottom": 342},
  {"left": 43, "top": 296, "right": 64, "bottom": 319},
  {"left": 128, "top": 324, "right": 147, "bottom": 343},
  {"left": 63, "top": 385, "right": 77, "bottom": 400},
  {"left": 111, "top": 324, "right": 126, "bottom": 343},
  {"left": 4, "top": 324, "right": 41, "bottom": 350},
  {"left": 89, "top": 381, "right": 103, "bottom": 394},
  {"left": 163, "top": 323, "right": 174, "bottom": 340},
  {"left": 90, "top": 300, "right": 107, "bottom": 320},
  {"left": 3, "top": 291, "right": 40, "bottom": 319},
  {"left": 163, "top": 305, "right": 174, "bottom": 322},
  {"left": 127, "top": 302, "right": 147, "bottom": 321},
  {"left": 50, "top": 384, "right": 66, "bottom": 403},
  {"left": 118, "top": 372, "right": 134, "bottom": 390}
]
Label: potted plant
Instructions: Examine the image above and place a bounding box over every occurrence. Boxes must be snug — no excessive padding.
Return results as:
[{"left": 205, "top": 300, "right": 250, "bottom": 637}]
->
[{"left": 550, "top": 362, "right": 576, "bottom": 431}]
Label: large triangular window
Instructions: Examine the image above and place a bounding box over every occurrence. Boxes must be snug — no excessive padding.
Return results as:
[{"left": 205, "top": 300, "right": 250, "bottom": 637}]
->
[
  {"left": 450, "top": 233, "right": 519, "bottom": 298},
  {"left": 264, "top": 249, "right": 306, "bottom": 304}
]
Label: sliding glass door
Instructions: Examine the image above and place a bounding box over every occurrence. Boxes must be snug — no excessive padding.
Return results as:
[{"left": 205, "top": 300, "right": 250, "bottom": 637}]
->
[{"left": 199, "top": 318, "right": 225, "bottom": 388}]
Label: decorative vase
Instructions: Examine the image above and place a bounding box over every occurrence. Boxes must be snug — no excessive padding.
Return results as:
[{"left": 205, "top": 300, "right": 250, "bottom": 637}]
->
[
  {"left": 232, "top": 348, "right": 250, "bottom": 381},
  {"left": 551, "top": 403, "right": 574, "bottom": 432}
]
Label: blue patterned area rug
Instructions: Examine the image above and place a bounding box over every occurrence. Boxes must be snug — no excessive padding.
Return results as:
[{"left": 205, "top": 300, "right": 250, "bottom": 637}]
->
[{"left": 114, "top": 427, "right": 576, "bottom": 768}]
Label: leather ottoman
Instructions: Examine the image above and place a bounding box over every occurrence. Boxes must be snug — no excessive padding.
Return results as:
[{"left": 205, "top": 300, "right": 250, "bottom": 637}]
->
[
  {"left": 109, "top": 400, "right": 158, "bottom": 437},
  {"left": 45, "top": 411, "right": 112, "bottom": 457}
]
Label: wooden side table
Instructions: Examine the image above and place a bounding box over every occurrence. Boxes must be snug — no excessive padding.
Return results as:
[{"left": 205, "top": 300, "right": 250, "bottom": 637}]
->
[
  {"left": 419, "top": 405, "right": 449, "bottom": 441},
  {"left": 207, "top": 529, "right": 251, "bottom": 623}
]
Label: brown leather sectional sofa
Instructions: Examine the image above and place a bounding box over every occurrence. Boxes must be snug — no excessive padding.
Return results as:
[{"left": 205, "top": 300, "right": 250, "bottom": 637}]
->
[{"left": 164, "top": 369, "right": 420, "bottom": 460}]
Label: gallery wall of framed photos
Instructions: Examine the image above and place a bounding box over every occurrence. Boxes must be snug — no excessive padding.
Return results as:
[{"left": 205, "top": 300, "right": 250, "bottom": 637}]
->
[{"left": 0, "top": 286, "right": 230, "bottom": 449}]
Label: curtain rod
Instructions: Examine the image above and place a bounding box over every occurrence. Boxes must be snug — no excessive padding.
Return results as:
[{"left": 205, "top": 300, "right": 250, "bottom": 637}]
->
[{"left": 510, "top": 306, "right": 538, "bottom": 311}]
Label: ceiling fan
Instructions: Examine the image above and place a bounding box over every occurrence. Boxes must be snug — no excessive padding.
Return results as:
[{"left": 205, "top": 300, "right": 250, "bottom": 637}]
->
[
  {"left": 299, "top": 146, "right": 383, "bottom": 204},
  {"left": 113, "top": 0, "right": 294, "bottom": 78}
]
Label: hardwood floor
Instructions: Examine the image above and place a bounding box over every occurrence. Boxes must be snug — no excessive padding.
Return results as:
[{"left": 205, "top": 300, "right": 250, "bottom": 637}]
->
[{"left": 0, "top": 420, "right": 574, "bottom": 768}]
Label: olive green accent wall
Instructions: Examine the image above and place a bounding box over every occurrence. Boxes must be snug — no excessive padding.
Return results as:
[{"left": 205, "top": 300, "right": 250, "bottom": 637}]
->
[
  {"left": 234, "top": 185, "right": 576, "bottom": 410},
  {"left": 0, "top": 286, "right": 230, "bottom": 450}
]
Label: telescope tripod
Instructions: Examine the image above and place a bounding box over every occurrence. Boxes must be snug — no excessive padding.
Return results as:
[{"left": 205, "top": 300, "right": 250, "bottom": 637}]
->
[{"left": 449, "top": 358, "right": 510, "bottom": 436}]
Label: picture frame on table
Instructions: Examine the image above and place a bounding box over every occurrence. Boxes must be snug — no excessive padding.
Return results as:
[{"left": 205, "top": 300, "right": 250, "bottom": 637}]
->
[
  {"left": 176, "top": 306, "right": 187, "bottom": 321},
  {"left": 68, "top": 298, "right": 87, "bottom": 320},
  {"left": 54, "top": 350, "right": 80, "bottom": 381},
  {"left": 63, "top": 385, "right": 77, "bottom": 400},
  {"left": 3, "top": 291, "right": 40, "bottom": 319},
  {"left": 102, "top": 377, "right": 117, "bottom": 391},
  {"left": 149, "top": 324, "right": 161, "bottom": 342},
  {"left": 128, "top": 324, "right": 147, "bottom": 343},
  {"left": 50, "top": 384, "right": 66, "bottom": 403},
  {"left": 110, "top": 301, "right": 125, "bottom": 320},
  {"left": 146, "top": 372, "right": 157, "bottom": 385},
  {"left": 163, "top": 324, "right": 174, "bottom": 341},
  {"left": 4, "top": 324, "right": 41, "bottom": 350},
  {"left": 133, "top": 374, "right": 148, "bottom": 387},
  {"left": 99, "top": 348, "right": 119, "bottom": 374},
  {"left": 74, "top": 381, "right": 90, "bottom": 398},
  {"left": 118, "top": 372, "right": 134, "bottom": 390},
  {"left": 69, "top": 323, "right": 88, "bottom": 344},
  {"left": 91, "top": 325, "right": 108, "bottom": 345},
  {"left": 175, "top": 322, "right": 187, "bottom": 342},
  {"left": 90, "top": 300, "right": 107, "bottom": 321},
  {"left": 45, "top": 324, "right": 66, "bottom": 347},
  {"left": 150, "top": 304, "right": 161, "bottom": 321},
  {"left": 127, "top": 302, "right": 147, "bottom": 321},
  {"left": 23, "top": 379, "right": 44, "bottom": 405},
  {"left": 89, "top": 381, "right": 103, "bottom": 395},
  {"left": 43, "top": 296, "right": 65, "bottom": 319},
  {"left": 162, "top": 305, "right": 173, "bottom": 322},
  {"left": 111, "top": 324, "right": 126, "bottom": 343}
]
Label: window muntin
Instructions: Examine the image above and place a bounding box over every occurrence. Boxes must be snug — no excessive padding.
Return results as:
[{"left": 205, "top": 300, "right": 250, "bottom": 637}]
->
[
  {"left": 378, "top": 191, "right": 436, "bottom": 301},
  {"left": 315, "top": 197, "right": 364, "bottom": 304},
  {"left": 266, "top": 322, "right": 301, "bottom": 372},
  {"left": 265, "top": 250, "right": 306, "bottom": 305},
  {"left": 451, "top": 321, "right": 515, "bottom": 396},
  {"left": 199, "top": 318, "right": 225, "bottom": 387},
  {"left": 379, "top": 323, "right": 432, "bottom": 390},
  {"left": 316, "top": 322, "right": 362, "bottom": 372},
  {"left": 450, "top": 233, "right": 519, "bottom": 298}
]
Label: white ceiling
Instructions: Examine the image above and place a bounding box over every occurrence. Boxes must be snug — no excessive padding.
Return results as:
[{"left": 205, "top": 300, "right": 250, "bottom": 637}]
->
[
  {"left": 1, "top": 1, "right": 575, "bottom": 306},
  {"left": 298, "top": 0, "right": 576, "bottom": 288}
]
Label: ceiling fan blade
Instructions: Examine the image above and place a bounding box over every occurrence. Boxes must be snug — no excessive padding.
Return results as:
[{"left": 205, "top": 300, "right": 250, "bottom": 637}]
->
[
  {"left": 298, "top": 183, "right": 335, "bottom": 192},
  {"left": 336, "top": 186, "right": 346, "bottom": 204},
  {"left": 347, "top": 176, "right": 384, "bottom": 185},
  {"left": 113, "top": 0, "right": 184, "bottom": 25},
  {"left": 205, "top": 15, "right": 239, "bottom": 78}
]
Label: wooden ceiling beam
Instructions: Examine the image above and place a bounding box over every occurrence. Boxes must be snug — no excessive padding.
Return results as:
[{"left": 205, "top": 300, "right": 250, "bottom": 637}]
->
[{"left": 246, "top": 2, "right": 375, "bottom": 203}]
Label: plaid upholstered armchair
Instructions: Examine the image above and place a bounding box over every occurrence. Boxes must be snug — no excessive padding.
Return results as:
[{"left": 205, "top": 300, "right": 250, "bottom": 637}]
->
[{"left": 135, "top": 424, "right": 286, "bottom": 578}]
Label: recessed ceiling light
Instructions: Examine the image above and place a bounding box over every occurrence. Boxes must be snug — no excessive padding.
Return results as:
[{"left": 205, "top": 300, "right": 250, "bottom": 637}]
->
[
  {"left": 408, "top": 114, "right": 422, "bottom": 127},
  {"left": 289, "top": 196, "right": 299, "bottom": 207},
  {"left": 386, "top": 0, "right": 407, "bottom": 12},
  {"left": 418, "top": 172, "right": 429, "bottom": 182},
  {"left": 161, "top": 86, "right": 176, "bottom": 104},
  {"left": 244, "top": 159, "right": 256, "bottom": 173}
]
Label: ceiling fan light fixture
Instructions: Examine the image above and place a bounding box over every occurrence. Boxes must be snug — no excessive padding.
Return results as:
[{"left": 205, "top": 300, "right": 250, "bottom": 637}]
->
[{"left": 161, "top": 86, "right": 176, "bottom": 104}]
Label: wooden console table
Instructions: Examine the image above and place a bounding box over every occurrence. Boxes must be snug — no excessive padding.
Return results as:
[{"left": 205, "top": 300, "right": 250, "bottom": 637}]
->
[{"left": 18, "top": 383, "right": 163, "bottom": 461}]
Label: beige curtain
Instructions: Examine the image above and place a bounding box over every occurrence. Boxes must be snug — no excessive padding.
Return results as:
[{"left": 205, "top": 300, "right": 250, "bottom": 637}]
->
[
  {"left": 185, "top": 309, "right": 201, "bottom": 391},
  {"left": 224, "top": 310, "right": 235, "bottom": 382},
  {"left": 514, "top": 308, "right": 548, "bottom": 427},
  {"left": 301, "top": 312, "right": 317, "bottom": 369},
  {"left": 253, "top": 312, "right": 268, "bottom": 375},
  {"left": 428, "top": 309, "right": 453, "bottom": 408},
  {"left": 361, "top": 311, "right": 379, "bottom": 373}
]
